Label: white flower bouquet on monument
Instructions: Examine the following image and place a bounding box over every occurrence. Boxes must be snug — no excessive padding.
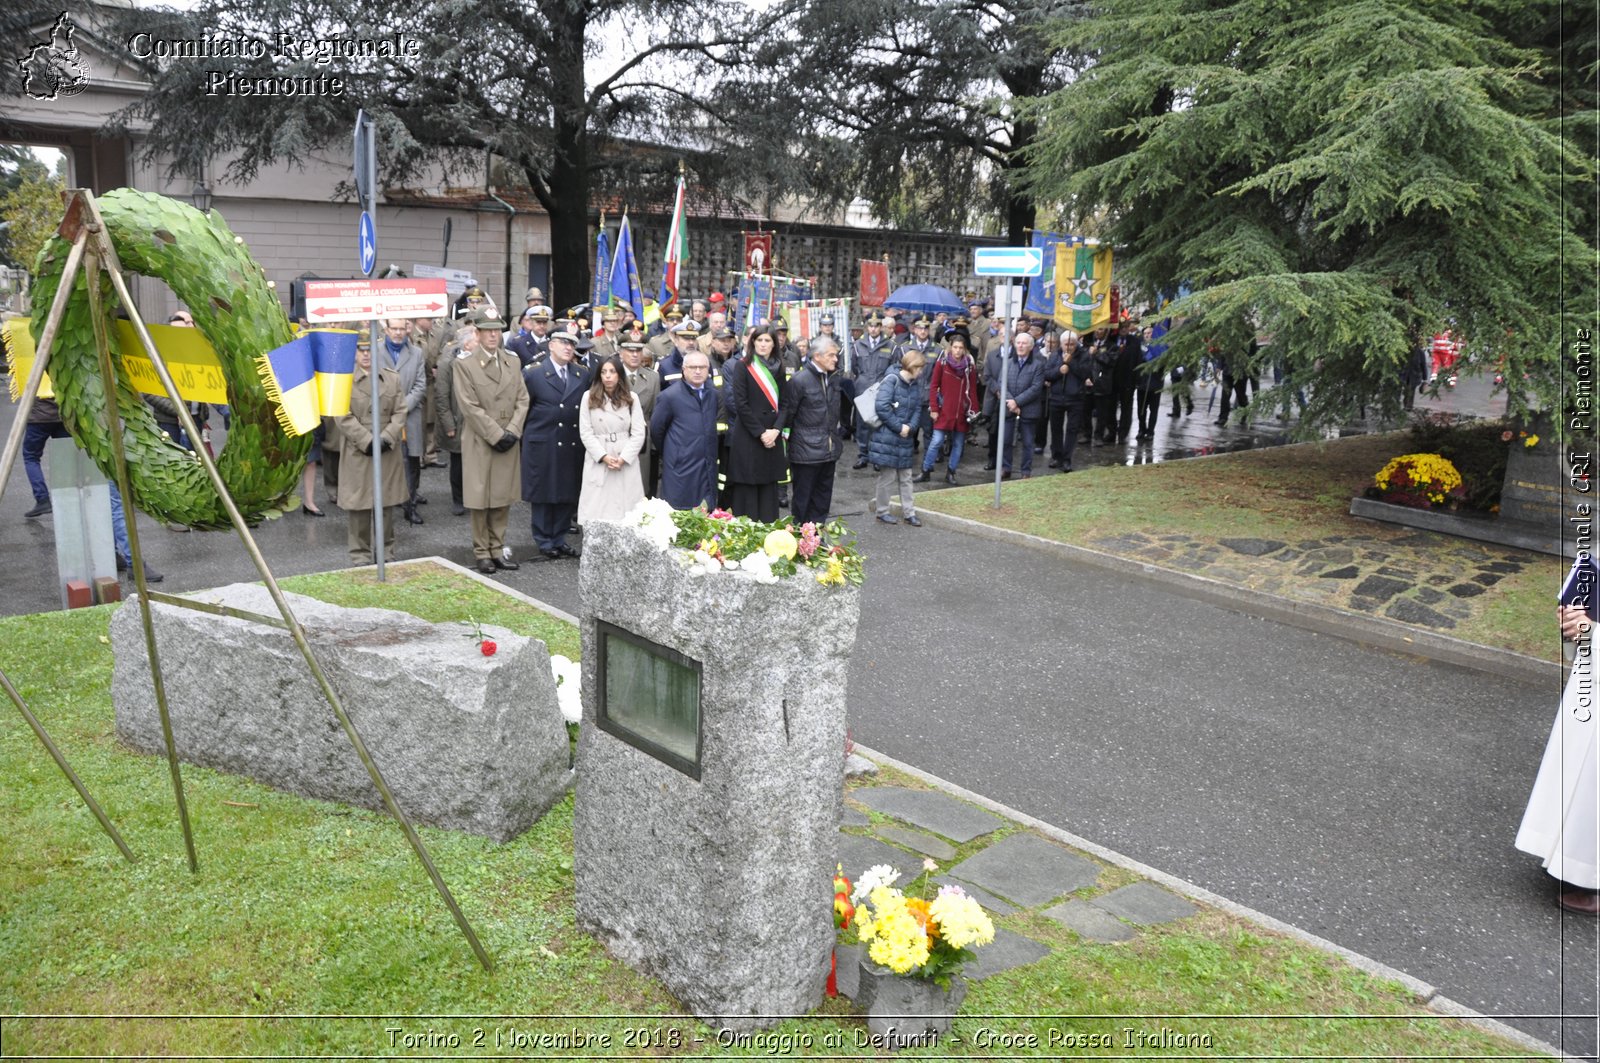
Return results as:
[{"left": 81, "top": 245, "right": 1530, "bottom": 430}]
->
[{"left": 622, "top": 500, "right": 864, "bottom": 587}]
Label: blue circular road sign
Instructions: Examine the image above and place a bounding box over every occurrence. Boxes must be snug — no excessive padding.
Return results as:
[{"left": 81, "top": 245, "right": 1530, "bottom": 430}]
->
[{"left": 357, "top": 211, "right": 376, "bottom": 276}]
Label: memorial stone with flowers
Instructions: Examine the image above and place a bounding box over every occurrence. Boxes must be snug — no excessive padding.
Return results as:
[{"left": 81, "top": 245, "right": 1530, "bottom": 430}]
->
[{"left": 573, "top": 502, "right": 863, "bottom": 1030}]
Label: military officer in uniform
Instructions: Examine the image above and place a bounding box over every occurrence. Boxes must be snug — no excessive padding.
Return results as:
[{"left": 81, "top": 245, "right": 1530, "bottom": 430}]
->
[
  {"left": 590, "top": 307, "right": 624, "bottom": 362},
  {"left": 453, "top": 313, "right": 530, "bottom": 572},
  {"left": 508, "top": 304, "right": 553, "bottom": 367},
  {"left": 521, "top": 329, "right": 591, "bottom": 559},
  {"left": 620, "top": 338, "right": 662, "bottom": 496},
  {"left": 656, "top": 318, "right": 703, "bottom": 390},
  {"left": 648, "top": 306, "right": 686, "bottom": 362},
  {"left": 336, "top": 335, "right": 408, "bottom": 566}
]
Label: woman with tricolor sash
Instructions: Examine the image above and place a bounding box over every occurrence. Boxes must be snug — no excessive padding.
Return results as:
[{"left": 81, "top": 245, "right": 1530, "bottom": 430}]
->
[{"left": 725, "top": 327, "right": 789, "bottom": 522}]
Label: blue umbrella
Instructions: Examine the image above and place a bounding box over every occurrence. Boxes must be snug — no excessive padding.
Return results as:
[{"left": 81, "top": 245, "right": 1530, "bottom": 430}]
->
[{"left": 883, "top": 283, "right": 965, "bottom": 317}]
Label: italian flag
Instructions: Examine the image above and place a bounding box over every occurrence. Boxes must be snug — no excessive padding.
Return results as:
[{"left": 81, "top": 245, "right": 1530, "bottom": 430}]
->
[{"left": 658, "top": 172, "right": 688, "bottom": 312}]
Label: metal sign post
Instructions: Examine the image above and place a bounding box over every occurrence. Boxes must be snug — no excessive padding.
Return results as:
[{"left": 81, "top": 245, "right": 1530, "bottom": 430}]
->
[
  {"left": 975, "top": 248, "right": 1044, "bottom": 510},
  {"left": 354, "top": 110, "right": 387, "bottom": 580}
]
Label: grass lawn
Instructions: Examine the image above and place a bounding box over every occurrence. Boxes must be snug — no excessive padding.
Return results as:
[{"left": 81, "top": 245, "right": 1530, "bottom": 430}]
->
[
  {"left": 0, "top": 563, "right": 1545, "bottom": 1058},
  {"left": 920, "top": 432, "right": 1564, "bottom": 661}
]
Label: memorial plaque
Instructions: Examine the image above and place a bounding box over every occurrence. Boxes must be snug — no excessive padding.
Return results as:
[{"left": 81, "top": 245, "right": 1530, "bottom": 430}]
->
[{"left": 594, "top": 620, "right": 702, "bottom": 779}]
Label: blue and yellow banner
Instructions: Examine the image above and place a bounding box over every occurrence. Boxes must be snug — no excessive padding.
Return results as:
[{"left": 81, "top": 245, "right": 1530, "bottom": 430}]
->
[{"left": 256, "top": 328, "right": 358, "bottom": 436}]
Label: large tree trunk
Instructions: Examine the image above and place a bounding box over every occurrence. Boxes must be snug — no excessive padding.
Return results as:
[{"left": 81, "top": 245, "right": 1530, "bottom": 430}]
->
[
  {"left": 1003, "top": 114, "right": 1038, "bottom": 246},
  {"left": 544, "top": 2, "right": 591, "bottom": 312},
  {"left": 547, "top": 129, "right": 590, "bottom": 312}
]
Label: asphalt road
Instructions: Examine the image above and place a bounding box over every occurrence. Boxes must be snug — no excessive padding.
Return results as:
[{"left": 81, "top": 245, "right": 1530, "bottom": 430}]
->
[{"left": 2, "top": 375, "right": 1592, "bottom": 1057}]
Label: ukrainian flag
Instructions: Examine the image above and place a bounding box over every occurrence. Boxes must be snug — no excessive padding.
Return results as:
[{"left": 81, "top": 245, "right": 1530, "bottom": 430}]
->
[{"left": 256, "top": 328, "right": 358, "bottom": 435}]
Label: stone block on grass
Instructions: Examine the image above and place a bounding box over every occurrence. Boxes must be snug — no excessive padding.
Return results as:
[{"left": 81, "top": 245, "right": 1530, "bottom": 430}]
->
[{"left": 111, "top": 583, "right": 571, "bottom": 843}]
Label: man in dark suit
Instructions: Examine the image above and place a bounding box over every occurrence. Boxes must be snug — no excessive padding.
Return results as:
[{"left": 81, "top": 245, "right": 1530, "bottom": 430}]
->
[
  {"left": 521, "top": 329, "right": 590, "bottom": 559},
  {"left": 650, "top": 350, "right": 720, "bottom": 510}
]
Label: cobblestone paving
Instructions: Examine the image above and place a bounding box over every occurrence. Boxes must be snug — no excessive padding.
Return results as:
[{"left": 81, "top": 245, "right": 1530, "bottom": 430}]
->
[{"left": 1080, "top": 528, "right": 1539, "bottom": 633}]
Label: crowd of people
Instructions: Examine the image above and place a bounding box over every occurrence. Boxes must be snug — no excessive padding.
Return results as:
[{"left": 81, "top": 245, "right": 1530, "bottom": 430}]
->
[
  {"left": 19, "top": 281, "right": 1345, "bottom": 573},
  {"left": 285, "top": 283, "right": 1299, "bottom": 567}
]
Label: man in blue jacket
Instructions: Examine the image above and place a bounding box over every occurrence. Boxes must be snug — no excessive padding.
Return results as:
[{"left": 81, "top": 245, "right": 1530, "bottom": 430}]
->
[
  {"left": 998, "top": 331, "right": 1045, "bottom": 479},
  {"left": 650, "top": 350, "right": 720, "bottom": 510}
]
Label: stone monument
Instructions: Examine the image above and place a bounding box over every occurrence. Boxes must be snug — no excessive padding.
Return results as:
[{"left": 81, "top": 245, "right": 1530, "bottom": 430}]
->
[
  {"left": 112, "top": 582, "right": 572, "bottom": 842},
  {"left": 573, "top": 520, "right": 861, "bottom": 1029}
]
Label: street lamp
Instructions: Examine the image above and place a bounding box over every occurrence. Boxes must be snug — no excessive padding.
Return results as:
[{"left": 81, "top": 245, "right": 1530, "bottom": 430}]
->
[{"left": 190, "top": 180, "right": 212, "bottom": 213}]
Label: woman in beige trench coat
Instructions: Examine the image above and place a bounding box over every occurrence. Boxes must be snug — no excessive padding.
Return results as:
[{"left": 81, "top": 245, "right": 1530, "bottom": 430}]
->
[{"left": 576, "top": 356, "right": 645, "bottom": 524}]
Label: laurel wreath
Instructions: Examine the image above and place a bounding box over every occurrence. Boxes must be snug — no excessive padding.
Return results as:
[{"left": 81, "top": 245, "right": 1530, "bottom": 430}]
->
[{"left": 30, "top": 188, "right": 308, "bottom": 527}]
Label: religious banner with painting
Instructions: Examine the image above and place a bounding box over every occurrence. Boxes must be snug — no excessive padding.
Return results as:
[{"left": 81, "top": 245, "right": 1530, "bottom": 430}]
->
[
  {"left": 859, "top": 260, "right": 890, "bottom": 307},
  {"left": 743, "top": 232, "right": 774, "bottom": 275}
]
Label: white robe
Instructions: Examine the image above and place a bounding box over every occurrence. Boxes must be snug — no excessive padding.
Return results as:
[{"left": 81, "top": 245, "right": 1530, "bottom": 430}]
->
[{"left": 1516, "top": 628, "right": 1600, "bottom": 889}]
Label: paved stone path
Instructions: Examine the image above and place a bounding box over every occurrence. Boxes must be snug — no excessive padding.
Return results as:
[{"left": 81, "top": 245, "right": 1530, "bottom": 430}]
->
[
  {"left": 1082, "top": 528, "right": 1542, "bottom": 635},
  {"left": 834, "top": 780, "right": 1201, "bottom": 995}
]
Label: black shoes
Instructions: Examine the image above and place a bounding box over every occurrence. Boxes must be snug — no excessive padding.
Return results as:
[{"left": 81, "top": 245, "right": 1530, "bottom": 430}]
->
[
  {"left": 451, "top": 503, "right": 466, "bottom": 516},
  {"left": 476, "top": 558, "right": 496, "bottom": 574},
  {"left": 493, "top": 556, "right": 520, "bottom": 571},
  {"left": 944, "top": 471, "right": 957, "bottom": 485},
  {"left": 852, "top": 458, "right": 869, "bottom": 470},
  {"left": 550, "top": 544, "right": 580, "bottom": 559},
  {"left": 982, "top": 462, "right": 996, "bottom": 471},
  {"left": 403, "top": 506, "right": 425, "bottom": 525},
  {"left": 302, "top": 504, "right": 325, "bottom": 517},
  {"left": 24, "top": 501, "right": 51, "bottom": 518},
  {"left": 116, "top": 554, "right": 164, "bottom": 583},
  {"left": 1001, "top": 470, "right": 1012, "bottom": 481},
  {"left": 914, "top": 469, "right": 932, "bottom": 483},
  {"left": 1047, "top": 458, "right": 1061, "bottom": 469}
]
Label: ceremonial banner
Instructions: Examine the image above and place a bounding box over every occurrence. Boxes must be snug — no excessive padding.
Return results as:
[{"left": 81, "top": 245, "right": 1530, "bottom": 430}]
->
[
  {"left": 6, "top": 319, "right": 228, "bottom": 405},
  {"left": 608, "top": 213, "right": 646, "bottom": 322},
  {"left": 1054, "top": 243, "right": 1115, "bottom": 331},
  {"left": 730, "top": 273, "right": 816, "bottom": 329},
  {"left": 592, "top": 220, "right": 611, "bottom": 324},
  {"left": 859, "top": 260, "right": 889, "bottom": 307},
  {"left": 1024, "top": 230, "right": 1069, "bottom": 318},
  {"left": 658, "top": 175, "right": 688, "bottom": 311},
  {"left": 743, "top": 232, "right": 773, "bottom": 275}
]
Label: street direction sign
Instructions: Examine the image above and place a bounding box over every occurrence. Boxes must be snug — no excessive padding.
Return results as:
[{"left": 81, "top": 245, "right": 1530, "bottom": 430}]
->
[
  {"left": 357, "top": 212, "right": 376, "bottom": 276},
  {"left": 413, "top": 263, "right": 479, "bottom": 295},
  {"left": 304, "top": 278, "right": 449, "bottom": 322},
  {"left": 974, "top": 246, "right": 1043, "bottom": 277}
]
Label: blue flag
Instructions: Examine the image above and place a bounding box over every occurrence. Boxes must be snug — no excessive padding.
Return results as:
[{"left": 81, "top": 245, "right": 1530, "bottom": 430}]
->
[
  {"left": 608, "top": 214, "right": 645, "bottom": 322},
  {"left": 592, "top": 224, "right": 611, "bottom": 312}
]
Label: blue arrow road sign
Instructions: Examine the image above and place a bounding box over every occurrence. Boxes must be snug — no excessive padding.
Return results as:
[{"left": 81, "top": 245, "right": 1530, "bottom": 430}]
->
[
  {"left": 358, "top": 211, "right": 376, "bottom": 276},
  {"left": 974, "top": 246, "right": 1043, "bottom": 277}
]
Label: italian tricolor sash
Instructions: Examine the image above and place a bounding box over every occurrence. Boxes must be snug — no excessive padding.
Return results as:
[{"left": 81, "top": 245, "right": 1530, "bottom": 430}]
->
[{"left": 748, "top": 356, "right": 779, "bottom": 411}]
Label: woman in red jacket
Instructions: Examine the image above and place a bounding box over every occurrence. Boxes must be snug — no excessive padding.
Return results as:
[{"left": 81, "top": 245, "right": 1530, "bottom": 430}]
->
[{"left": 917, "top": 333, "right": 982, "bottom": 484}]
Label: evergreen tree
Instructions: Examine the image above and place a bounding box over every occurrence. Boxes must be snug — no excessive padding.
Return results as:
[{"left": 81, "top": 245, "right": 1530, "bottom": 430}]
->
[{"left": 1020, "top": 0, "right": 1595, "bottom": 428}]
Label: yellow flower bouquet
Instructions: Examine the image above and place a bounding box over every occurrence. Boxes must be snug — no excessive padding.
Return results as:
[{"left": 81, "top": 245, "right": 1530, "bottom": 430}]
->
[
  {"left": 1371, "top": 452, "right": 1466, "bottom": 511},
  {"left": 842, "top": 861, "right": 995, "bottom": 988}
]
